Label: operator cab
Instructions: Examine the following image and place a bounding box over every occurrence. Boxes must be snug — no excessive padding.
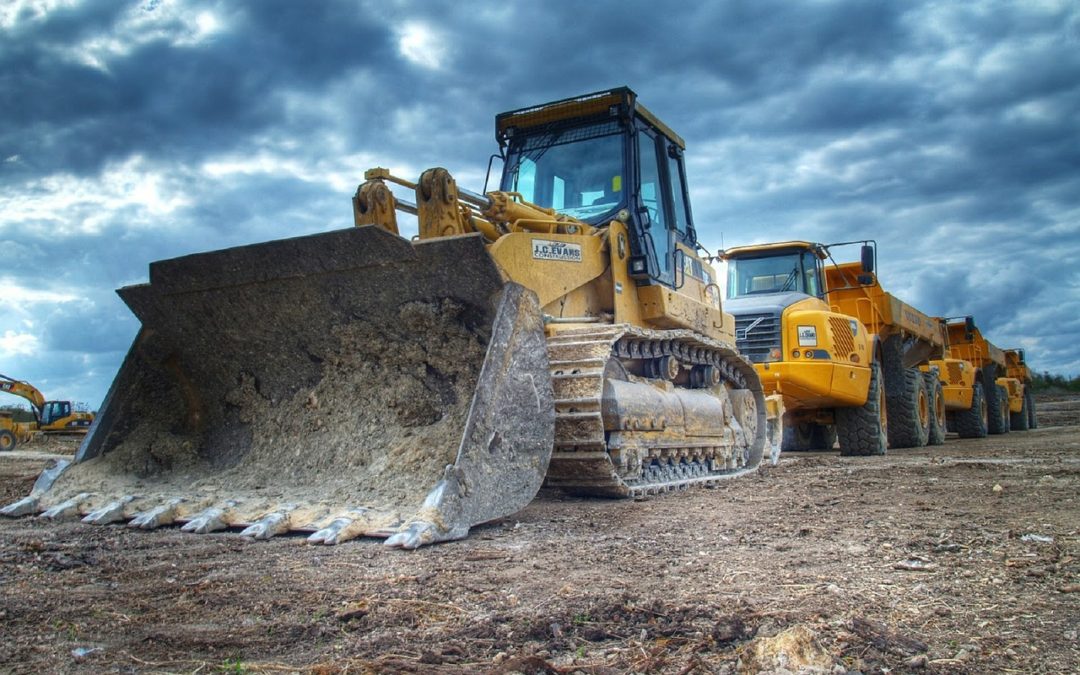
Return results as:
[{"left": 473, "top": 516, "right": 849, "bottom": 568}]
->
[
  {"left": 40, "top": 400, "right": 71, "bottom": 426},
  {"left": 724, "top": 242, "right": 827, "bottom": 300},
  {"left": 496, "top": 87, "right": 696, "bottom": 288}
]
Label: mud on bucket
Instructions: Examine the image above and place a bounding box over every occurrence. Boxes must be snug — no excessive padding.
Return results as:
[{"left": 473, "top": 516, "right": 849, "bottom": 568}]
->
[{"left": 2, "top": 227, "right": 555, "bottom": 548}]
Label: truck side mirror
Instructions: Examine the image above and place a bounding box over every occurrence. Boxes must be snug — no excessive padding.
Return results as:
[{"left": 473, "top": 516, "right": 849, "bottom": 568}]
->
[
  {"left": 860, "top": 244, "right": 874, "bottom": 274},
  {"left": 964, "top": 316, "right": 976, "bottom": 340}
]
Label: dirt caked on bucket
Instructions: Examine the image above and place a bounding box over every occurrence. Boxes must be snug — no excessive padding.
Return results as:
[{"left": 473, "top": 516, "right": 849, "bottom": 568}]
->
[{"left": 2, "top": 227, "right": 554, "bottom": 548}]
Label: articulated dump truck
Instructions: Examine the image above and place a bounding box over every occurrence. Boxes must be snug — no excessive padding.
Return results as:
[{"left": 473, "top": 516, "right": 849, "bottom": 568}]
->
[
  {"left": 1004, "top": 348, "right": 1038, "bottom": 430},
  {"left": 929, "top": 318, "right": 1036, "bottom": 436},
  {"left": 722, "top": 240, "right": 951, "bottom": 455},
  {"left": 2, "top": 88, "right": 778, "bottom": 548}
]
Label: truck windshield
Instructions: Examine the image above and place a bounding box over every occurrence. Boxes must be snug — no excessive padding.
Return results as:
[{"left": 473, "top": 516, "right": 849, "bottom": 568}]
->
[
  {"left": 501, "top": 120, "right": 625, "bottom": 223},
  {"left": 727, "top": 251, "right": 821, "bottom": 298}
]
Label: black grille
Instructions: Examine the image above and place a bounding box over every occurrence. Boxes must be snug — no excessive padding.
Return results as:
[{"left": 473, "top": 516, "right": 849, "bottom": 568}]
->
[{"left": 734, "top": 312, "right": 782, "bottom": 362}]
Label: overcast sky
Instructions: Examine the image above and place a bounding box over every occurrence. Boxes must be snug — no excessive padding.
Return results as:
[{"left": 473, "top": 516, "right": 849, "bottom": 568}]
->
[{"left": 2, "top": 0, "right": 1078, "bottom": 409}]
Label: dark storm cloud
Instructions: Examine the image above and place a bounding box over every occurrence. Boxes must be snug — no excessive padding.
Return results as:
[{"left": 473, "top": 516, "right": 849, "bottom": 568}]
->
[{"left": 0, "top": 1, "right": 396, "bottom": 177}]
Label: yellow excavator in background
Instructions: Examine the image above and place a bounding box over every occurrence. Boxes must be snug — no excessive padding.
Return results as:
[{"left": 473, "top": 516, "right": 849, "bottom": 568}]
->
[
  {"left": 3, "top": 88, "right": 780, "bottom": 548},
  {"left": 0, "top": 374, "right": 95, "bottom": 451}
]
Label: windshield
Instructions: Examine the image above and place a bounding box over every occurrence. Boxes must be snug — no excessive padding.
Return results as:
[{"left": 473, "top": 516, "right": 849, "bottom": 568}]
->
[
  {"left": 501, "top": 120, "right": 625, "bottom": 223},
  {"left": 727, "top": 251, "right": 821, "bottom": 298}
]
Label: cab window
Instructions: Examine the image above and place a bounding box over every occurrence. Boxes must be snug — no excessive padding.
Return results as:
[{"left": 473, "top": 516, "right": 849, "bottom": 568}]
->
[
  {"left": 667, "top": 149, "right": 690, "bottom": 238},
  {"left": 638, "top": 130, "right": 673, "bottom": 283}
]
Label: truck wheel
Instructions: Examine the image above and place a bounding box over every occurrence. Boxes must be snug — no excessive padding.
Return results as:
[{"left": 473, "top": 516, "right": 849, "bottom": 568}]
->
[
  {"left": 954, "top": 381, "right": 988, "bottom": 438},
  {"left": 0, "top": 430, "right": 15, "bottom": 452},
  {"left": 880, "top": 335, "right": 906, "bottom": 398},
  {"left": 812, "top": 424, "right": 838, "bottom": 450},
  {"left": 781, "top": 423, "right": 813, "bottom": 452},
  {"left": 836, "top": 362, "right": 887, "bottom": 456},
  {"left": 924, "top": 372, "right": 946, "bottom": 446},
  {"left": 985, "top": 373, "right": 1007, "bottom": 435},
  {"left": 1026, "top": 390, "right": 1038, "bottom": 429},
  {"left": 886, "top": 368, "right": 930, "bottom": 448},
  {"left": 992, "top": 384, "right": 1010, "bottom": 434},
  {"left": 1010, "top": 390, "right": 1030, "bottom": 431}
]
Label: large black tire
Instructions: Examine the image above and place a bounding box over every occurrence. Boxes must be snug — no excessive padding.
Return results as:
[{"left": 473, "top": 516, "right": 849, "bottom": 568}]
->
[
  {"left": 886, "top": 368, "right": 931, "bottom": 448},
  {"left": 993, "top": 384, "right": 1010, "bottom": 434},
  {"left": 1026, "top": 390, "right": 1038, "bottom": 429},
  {"left": 782, "top": 423, "right": 811, "bottom": 452},
  {"left": 954, "top": 381, "right": 988, "bottom": 438},
  {"left": 781, "top": 423, "right": 837, "bottom": 451},
  {"left": 924, "top": 371, "right": 946, "bottom": 446},
  {"left": 837, "top": 361, "right": 887, "bottom": 456},
  {"left": 1010, "top": 389, "right": 1031, "bottom": 431},
  {"left": 0, "top": 430, "right": 15, "bottom": 452},
  {"left": 880, "top": 335, "right": 907, "bottom": 398},
  {"left": 985, "top": 372, "right": 1008, "bottom": 435}
]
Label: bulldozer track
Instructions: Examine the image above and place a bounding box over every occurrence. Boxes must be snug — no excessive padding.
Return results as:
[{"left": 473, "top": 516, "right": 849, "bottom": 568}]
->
[{"left": 543, "top": 325, "right": 766, "bottom": 498}]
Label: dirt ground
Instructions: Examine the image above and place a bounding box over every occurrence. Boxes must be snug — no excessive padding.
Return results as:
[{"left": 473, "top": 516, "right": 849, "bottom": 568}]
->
[{"left": 0, "top": 396, "right": 1077, "bottom": 674}]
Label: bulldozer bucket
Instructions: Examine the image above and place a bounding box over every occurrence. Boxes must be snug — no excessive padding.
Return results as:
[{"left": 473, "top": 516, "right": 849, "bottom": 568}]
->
[{"left": 1, "top": 227, "right": 555, "bottom": 548}]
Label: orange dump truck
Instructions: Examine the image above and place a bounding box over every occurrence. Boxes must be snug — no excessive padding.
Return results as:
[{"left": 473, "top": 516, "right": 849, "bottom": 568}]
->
[
  {"left": 1004, "top": 348, "right": 1038, "bottom": 430},
  {"left": 722, "top": 240, "right": 948, "bottom": 455},
  {"left": 931, "top": 319, "right": 1035, "bottom": 436}
]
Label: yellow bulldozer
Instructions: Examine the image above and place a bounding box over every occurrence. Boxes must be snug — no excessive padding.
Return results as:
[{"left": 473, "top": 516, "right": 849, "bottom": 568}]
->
[
  {"left": 2, "top": 88, "right": 779, "bottom": 548},
  {"left": 0, "top": 374, "right": 95, "bottom": 451}
]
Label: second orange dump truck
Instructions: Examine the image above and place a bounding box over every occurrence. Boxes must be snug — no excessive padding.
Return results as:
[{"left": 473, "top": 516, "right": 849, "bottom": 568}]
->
[
  {"left": 931, "top": 319, "right": 1036, "bottom": 436},
  {"left": 722, "top": 240, "right": 1036, "bottom": 455}
]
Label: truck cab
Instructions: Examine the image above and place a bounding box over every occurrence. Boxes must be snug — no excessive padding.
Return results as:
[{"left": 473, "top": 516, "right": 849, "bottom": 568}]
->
[{"left": 722, "top": 241, "right": 873, "bottom": 406}]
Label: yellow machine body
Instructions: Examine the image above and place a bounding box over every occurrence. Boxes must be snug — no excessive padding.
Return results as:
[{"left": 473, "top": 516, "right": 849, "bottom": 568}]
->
[
  {"left": 755, "top": 295, "right": 873, "bottom": 409},
  {"left": 924, "top": 358, "right": 975, "bottom": 411}
]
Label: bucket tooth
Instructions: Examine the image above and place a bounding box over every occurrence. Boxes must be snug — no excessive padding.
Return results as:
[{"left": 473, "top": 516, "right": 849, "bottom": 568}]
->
[
  {"left": 181, "top": 501, "right": 238, "bottom": 534},
  {"left": 128, "top": 499, "right": 183, "bottom": 530},
  {"left": 239, "top": 506, "right": 295, "bottom": 540},
  {"left": 82, "top": 496, "right": 136, "bottom": 525},
  {"left": 2, "top": 459, "right": 71, "bottom": 518},
  {"left": 385, "top": 519, "right": 468, "bottom": 549},
  {"left": 307, "top": 509, "right": 380, "bottom": 546},
  {"left": 40, "top": 493, "right": 91, "bottom": 520},
  {"left": 1, "top": 495, "right": 41, "bottom": 517}
]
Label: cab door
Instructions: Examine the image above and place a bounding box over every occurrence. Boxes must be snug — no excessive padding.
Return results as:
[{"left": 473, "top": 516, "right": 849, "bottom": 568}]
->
[{"left": 636, "top": 127, "right": 675, "bottom": 286}]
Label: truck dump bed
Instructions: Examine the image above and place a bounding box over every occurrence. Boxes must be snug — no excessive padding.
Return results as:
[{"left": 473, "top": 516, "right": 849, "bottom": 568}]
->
[{"left": 825, "top": 263, "right": 945, "bottom": 366}]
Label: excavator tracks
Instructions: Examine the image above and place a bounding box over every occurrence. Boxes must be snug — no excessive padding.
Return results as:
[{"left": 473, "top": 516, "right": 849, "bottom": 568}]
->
[{"left": 543, "top": 325, "right": 767, "bottom": 498}]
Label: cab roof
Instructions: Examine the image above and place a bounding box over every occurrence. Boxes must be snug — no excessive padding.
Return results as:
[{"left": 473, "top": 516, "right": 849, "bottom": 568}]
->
[
  {"left": 495, "top": 86, "right": 685, "bottom": 149},
  {"left": 720, "top": 240, "right": 827, "bottom": 260}
]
